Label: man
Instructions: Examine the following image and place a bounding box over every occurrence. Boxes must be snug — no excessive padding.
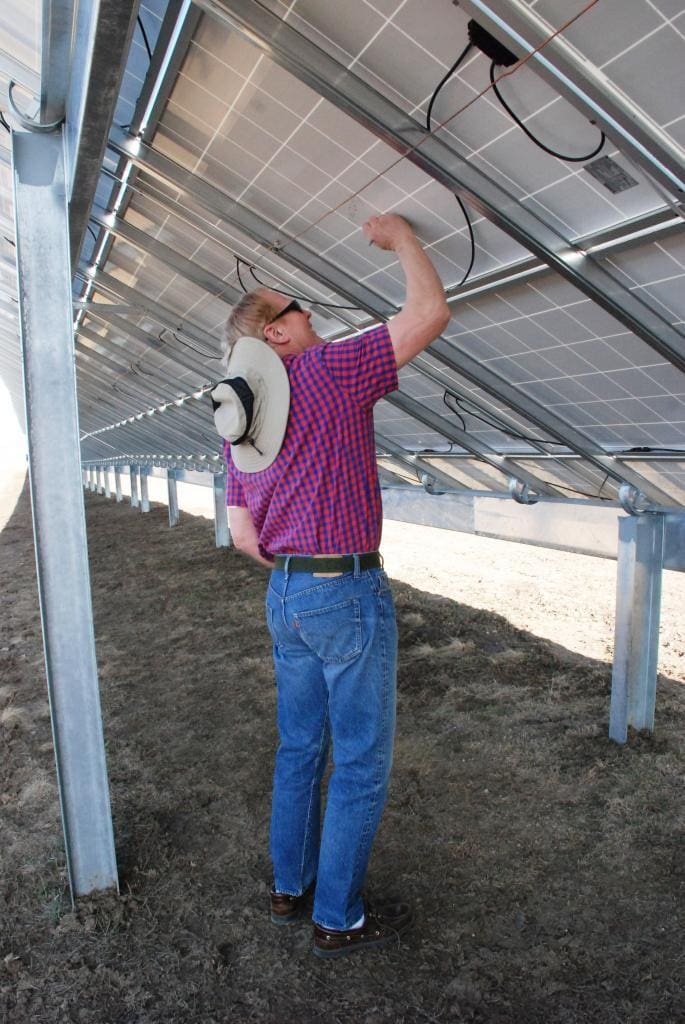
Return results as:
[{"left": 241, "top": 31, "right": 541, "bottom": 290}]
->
[{"left": 220, "top": 214, "right": 449, "bottom": 958}]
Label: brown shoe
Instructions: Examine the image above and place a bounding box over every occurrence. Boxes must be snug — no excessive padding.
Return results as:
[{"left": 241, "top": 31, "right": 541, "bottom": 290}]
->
[
  {"left": 270, "top": 886, "right": 312, "bottom": 926},
  {"left": 313, "top": 898, "right": 413, "bottom": 958}
]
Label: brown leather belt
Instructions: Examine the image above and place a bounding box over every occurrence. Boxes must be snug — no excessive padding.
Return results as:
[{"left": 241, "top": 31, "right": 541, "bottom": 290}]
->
[{"left": 273, "top": 552, "right": 382, "bottom": 573}]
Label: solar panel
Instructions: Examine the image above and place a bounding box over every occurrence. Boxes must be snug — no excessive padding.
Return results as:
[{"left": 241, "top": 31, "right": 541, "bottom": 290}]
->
[{"left": 1, "top": 0, "right": 684, "bottom": 510}]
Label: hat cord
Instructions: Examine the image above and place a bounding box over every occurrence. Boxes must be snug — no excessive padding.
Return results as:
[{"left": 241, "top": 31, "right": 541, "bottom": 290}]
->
[{"left": 227, "top": 376, "right": 255, "bottom": 446}]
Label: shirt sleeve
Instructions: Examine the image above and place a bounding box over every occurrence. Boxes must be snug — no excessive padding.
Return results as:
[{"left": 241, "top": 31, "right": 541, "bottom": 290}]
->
[
  {"left": 319, "top": 323, "right": 398, "bottom": 408},
  {"left": 224, "top": 442, "right": 248, "bottom": 507}
]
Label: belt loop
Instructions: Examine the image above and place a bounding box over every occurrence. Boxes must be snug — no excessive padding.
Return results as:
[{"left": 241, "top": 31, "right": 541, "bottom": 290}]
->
[
  {"left": 282, "top": 555, "right": 291, "bottom": 603},
  {"left": 353, "top": 553, "right": 361, "bottom": 579}
]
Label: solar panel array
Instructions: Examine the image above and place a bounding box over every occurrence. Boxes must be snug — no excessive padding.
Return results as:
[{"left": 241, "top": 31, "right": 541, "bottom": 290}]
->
[{"left": 1, "top": 0, "right": 684, "bottom": 510}]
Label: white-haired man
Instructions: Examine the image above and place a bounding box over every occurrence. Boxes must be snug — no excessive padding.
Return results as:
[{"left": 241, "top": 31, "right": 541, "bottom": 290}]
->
[{"left": 219, "top": 214, "right": 449, "bottom": 958}]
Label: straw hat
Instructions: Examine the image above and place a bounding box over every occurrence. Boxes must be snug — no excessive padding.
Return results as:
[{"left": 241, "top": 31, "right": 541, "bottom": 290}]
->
[{"left": 210, "top": 336, "right": 290, "bottom": 472}]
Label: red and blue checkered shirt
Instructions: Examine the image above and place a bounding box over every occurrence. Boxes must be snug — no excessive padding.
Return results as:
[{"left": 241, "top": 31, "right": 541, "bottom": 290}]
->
[{"left": 224, "top": 323, "right": 398, "bottom": 557}]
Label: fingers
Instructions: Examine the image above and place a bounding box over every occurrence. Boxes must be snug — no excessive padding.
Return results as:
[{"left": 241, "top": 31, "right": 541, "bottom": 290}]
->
[{"left": 362, "top": 213, "right": 415, "bottom": 250}]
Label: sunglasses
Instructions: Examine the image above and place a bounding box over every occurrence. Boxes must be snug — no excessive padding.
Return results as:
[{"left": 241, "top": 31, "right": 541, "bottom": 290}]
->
[{"left": 266, "top": 299, "right": 303, "bottom": 325}]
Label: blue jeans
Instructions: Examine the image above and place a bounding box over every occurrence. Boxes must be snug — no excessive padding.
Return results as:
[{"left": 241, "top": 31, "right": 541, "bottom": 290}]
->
[{"left": 265, "top": 561, "right": 398, "bottom": 930}]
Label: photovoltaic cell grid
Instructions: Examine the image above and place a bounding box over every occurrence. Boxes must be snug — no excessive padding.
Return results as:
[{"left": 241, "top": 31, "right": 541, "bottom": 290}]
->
[
  {"left": 253, "top": 0, "right": 671, "bottom": 239},
  {"left": 2, "top": 1, "right": 684, "bottom": 505},
  {"left": 126, "top": 9, "right": 684, "bottom": 441},
  {"left": 527, "top": 0, "right": 685, "bottom": 152}
]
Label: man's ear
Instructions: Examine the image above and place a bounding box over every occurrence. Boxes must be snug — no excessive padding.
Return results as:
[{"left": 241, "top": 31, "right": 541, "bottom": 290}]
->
[{"left": 263, "top": 323, "right": 289, "bottom": 350}]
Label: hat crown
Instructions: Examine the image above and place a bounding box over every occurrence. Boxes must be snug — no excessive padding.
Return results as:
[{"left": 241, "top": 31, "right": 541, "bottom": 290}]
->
[{"left": 210, "top": 336, "right": 290, "bottom": 472}]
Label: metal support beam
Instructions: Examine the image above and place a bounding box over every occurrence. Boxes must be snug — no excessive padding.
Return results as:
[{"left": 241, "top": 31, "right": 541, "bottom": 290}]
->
[
  {"left": 213, "top": 472, "right": 229, "bottom": 547},
  {"left": 457, "top": 0, "right": 685, "bottom": 203},
  {"left": 376, "top": 433, "right": 466, "bottom": 493},
  {"left": 12, "top": 129, "right": 117, "bottom": 898},
  {"left": 609, "top": 515, "right": 665, "bottom": 744},
  {"left": 167, "top": 469, "right": 180, "bottom": 527},
  {"left": 90, "top": 209, "right": 243, "bottom": 305},
  {"left": 82, "top": 305, "right": 208, "bottom": 378},
  {"left": 389, "top": 392, "right": 557, "bottom": 496},
  {"left": 130, "top": 463, "right": 140, "bottom": 508},
  {"left": 106, "top": 131, "right": 677, "bottom": 507},
  {"left": 192, "top": 0, "right": 685, "bottom": 372},
  {"left": 103, "top": 466, "right": 111, "bottom": 499},
  {"left": 65, "top": 0, "right": 140, "bottom": 264},
  {"left": 139, "top": 465, "right": 150, "bottom": 513},
  {"left": 96, "top": 466, "right": 104, "bottom": 495},
  {"left": 40, "top": 0, "right": 75, "bottom": 127},
  {"left": 76, "top": 265, "right": 223, "bottom": 358},
  {"left": 114, "top": 466, "right": 123, "bottom": 502}
]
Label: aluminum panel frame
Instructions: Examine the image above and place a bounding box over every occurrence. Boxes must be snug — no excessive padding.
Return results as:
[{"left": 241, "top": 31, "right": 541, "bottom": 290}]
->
[{"left": 192, "top": 0, "right": 685, "bottom": 374}]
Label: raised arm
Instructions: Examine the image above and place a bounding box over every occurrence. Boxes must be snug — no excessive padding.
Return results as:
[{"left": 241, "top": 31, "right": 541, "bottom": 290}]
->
[{"left": 362, "top": 214, "right": 451, "bottom": 369}]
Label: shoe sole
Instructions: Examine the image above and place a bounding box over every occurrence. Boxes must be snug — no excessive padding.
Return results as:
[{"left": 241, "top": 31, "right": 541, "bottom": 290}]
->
[
  {"left": 271, "top": 911, "right": 304, "bottom": 926},
  {"left": 312, "top": 919, "right": 413, "bottom": 959}
]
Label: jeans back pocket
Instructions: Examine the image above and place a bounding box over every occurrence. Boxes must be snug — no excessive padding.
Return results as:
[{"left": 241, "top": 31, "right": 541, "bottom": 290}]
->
[{"left": 294, "top": 598, "right": 362, "bottom": 664}]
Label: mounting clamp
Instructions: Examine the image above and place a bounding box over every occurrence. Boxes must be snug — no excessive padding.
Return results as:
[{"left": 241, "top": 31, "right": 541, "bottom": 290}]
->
[{"left": 509, "top": 477, "right": 538, "bottom": 505}]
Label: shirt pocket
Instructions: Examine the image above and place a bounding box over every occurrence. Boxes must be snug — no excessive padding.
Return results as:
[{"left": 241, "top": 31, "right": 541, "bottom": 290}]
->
[{"left": 294, "top": 598, "right": 362, "bottom": 664}]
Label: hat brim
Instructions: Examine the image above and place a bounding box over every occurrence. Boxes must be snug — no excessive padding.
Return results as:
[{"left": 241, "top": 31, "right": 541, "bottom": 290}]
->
[{"left": 225, "top": 336, "right": 290, "bottom": 472}]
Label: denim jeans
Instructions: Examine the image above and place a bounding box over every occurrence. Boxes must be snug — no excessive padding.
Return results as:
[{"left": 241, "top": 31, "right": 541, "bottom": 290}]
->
[{"left": 265, "top": 560, "right": 397, "bottom": 930}]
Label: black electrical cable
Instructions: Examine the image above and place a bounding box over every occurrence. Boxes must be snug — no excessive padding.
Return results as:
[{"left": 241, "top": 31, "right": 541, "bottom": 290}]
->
[
  {"left": 159, "top": 328, "right": 219, "bottom": 361},
  {"left": 442, "top": 393, "right": 467, "bottom": 432},
  {"left": 87, "top": 225, "right": 98, "bottom": 243},
  {"left": 535, "top": 477, "right": 613, "bottom": 500},
  {"left": 137, "top": 15, "right": 153, "bottom": 62},
  {"left": 425, "top": 41, "right": 474, "bottom": 136},
  {"left": 236, "top": 258, "right": 249, "bottom": 293},
  {"left": 452, "top": 195, "right": 476, "bottom": 289},
  {"left": 0, "top": 111, "right": 10, "bottom": 133},
  {"left": 489, "top": 60, "right": 605, "bottom": 162},
  {"left": 246, "top": 263, "right": 365, "bottom": 311},
  {"left": 425, "top": 43, "right": 477, "bottom": 288},
  {"left": 443, "top": 390, "right": 563, "bottom": 445}
]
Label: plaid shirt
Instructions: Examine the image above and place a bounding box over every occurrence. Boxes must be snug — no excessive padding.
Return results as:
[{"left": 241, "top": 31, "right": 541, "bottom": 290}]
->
[{"left": 224, "top": 323, "right": 398, "bottom": 557}]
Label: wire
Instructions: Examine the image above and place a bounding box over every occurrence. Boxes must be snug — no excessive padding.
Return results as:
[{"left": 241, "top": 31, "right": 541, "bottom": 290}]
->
[
  {"left": 443, "top": 390, "right": 563, "bottom": 445},
  {"left": 452, "top": 195, "right": 476, "bottom": 289},
  {"left": 159, "top": 329, "right": 220, "bottom": 361},
  {"left": 535, "top": 477, "right": 613, "bottom": 500},
  {"left": 281, "top": 0, "right": 601, "bottom": 255},
  {"left": 246, "top": 263, "right": 365, "bottom": 311},
  {"left": 425, "top": 42, "right": 473, "bottom": 136},
  {"left": 443, "top": 394, "right": 467, "bottom": 432},
  {"left": 137, "top": 15, "right": 153, "bottom": 62},
  {"left": 0, "top": 111, "right": 10, "bottom": 133},
  {"left": 87, "top": 225, "right": 98, "bottom": 243},
  {"left": 236, "top": 258, "right": 249, "bottom": 293},
  {"left": 489, "top": 60, "right": 605, "bottom": 162},
  {"left": 425, "top": 43, "right": 476, "bottom": 288}
]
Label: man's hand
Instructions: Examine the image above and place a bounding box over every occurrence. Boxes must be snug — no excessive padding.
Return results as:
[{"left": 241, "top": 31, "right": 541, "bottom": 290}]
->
[
  {"left": 362, "top": 213, "right": 417, "bottom": 252},
  {"left": 228, "top": 506, "right": 274, "bottom": 567},
  {"left": 362, "top": 213, "right": 450, "bottom": 369}
]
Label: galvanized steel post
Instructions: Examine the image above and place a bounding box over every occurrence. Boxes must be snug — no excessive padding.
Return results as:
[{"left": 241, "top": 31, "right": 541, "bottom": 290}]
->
[
  {"left": 167, "top": 469, "right": 180, "bottom": 527},
  {"left": 139, "top": 465, "right": 150, "bottom": 513},
  {"left": 114, "top": 466, "right": 122, "bottom": 502},
  {"left": 213, "top": 472, "right": 229, "bottom": 548},
  {"left": 103, "top": 466, "right": 111, "bottom": 499},
  {"left": 129, "top": 463, "right": 139, "bottom": 508},
  {"left": 609, "top": 515, "right": 665, "bottom": 743},
  {"left": 12, "top": 128, "right": 118, "bottom": 898}
]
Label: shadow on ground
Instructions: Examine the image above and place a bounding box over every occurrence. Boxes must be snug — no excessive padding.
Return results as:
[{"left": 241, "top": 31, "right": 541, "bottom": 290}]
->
[{"left": 1, "top": 483, "right": 684, "bottom": 1024}]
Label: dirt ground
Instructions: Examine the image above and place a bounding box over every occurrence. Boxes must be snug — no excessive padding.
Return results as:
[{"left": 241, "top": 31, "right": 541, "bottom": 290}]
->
[{"left": 1, "top": 472, "right": 684, "bottom": 1023}]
